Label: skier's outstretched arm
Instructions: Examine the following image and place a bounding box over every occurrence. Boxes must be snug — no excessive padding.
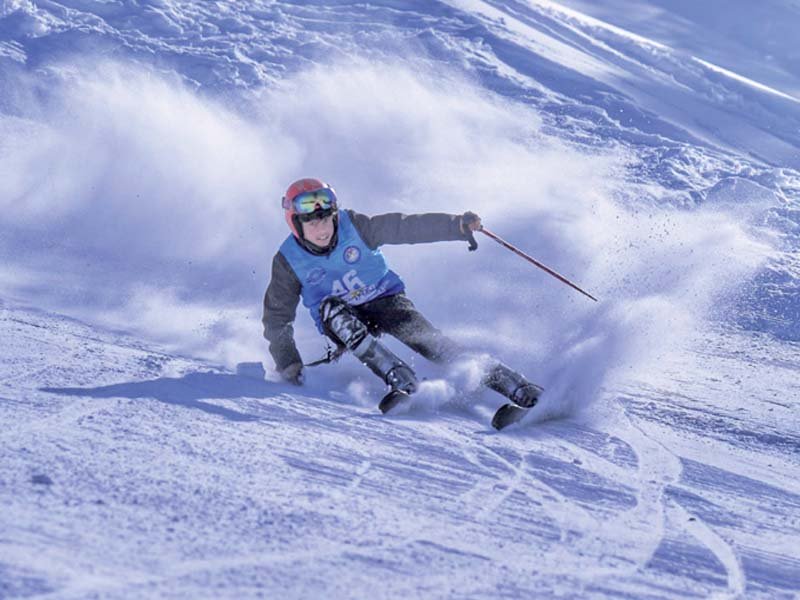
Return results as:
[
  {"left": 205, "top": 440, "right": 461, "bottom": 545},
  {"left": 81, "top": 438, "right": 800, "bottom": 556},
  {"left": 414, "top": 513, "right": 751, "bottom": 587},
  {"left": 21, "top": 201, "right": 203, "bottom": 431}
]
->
[
  {"left": 263, "top": 252, "right": 303, "bottom": 383},
  {"left": 347, "top": 209, "right": 480, "bottom": 249}
]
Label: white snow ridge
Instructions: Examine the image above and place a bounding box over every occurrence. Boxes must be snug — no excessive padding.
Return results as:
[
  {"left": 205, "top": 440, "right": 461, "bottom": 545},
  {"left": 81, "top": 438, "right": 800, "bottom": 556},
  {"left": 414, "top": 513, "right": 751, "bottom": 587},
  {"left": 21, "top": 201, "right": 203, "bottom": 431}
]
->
[{"left": 1, "top": 1, "right": 799, "bottom": 599}]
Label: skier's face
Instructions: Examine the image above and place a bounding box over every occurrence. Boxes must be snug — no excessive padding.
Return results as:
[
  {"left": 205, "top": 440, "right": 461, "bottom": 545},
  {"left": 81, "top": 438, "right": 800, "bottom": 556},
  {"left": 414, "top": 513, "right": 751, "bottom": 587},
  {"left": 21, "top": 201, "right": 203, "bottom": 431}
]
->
[{"left": 301, "top": 214, "right": 335, "bottom": 247}]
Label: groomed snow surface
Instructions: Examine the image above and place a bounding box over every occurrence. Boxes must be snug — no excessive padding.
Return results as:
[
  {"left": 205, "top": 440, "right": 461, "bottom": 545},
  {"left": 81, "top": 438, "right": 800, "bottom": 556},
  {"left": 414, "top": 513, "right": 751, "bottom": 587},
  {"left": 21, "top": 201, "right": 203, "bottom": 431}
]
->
[
  {"left": 3, "top": 302, "right": 800, "bottom": 598},
  {"left": 2, "top": 1, "right": 800, "bottom": 599}
]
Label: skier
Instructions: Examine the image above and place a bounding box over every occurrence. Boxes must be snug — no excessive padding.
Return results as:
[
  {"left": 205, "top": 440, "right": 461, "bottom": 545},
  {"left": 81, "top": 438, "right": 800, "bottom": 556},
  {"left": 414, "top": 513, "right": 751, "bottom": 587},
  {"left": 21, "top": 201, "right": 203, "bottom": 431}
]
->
[{"left": 262, "top": 177, "right": 542, "bottom": 413}]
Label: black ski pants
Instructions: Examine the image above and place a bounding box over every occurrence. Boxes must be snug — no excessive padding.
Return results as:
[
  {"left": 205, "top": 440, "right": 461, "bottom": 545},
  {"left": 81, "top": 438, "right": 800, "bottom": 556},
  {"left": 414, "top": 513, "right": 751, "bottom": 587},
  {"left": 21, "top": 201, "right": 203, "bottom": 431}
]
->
[{"left": 324, "top": 293, "right": 465, "bottom": 365}]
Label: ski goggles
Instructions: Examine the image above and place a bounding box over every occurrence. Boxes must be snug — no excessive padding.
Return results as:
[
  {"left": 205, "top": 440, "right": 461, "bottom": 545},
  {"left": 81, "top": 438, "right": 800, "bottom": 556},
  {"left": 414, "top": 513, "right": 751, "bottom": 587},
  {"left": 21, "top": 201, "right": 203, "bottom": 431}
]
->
[{"left": 284, "top": 188, "right": 337, "bottom": 216}]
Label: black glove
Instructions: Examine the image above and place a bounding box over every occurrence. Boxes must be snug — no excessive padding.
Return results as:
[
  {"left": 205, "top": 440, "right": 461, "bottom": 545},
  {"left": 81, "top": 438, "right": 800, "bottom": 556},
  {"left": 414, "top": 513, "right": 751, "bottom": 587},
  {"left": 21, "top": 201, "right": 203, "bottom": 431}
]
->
[
  {"left": 280, "top": 362, "right": 304, "bottom": 386},
  {"left": 460, "top": 211, "right": 482, "bottom": 251}
]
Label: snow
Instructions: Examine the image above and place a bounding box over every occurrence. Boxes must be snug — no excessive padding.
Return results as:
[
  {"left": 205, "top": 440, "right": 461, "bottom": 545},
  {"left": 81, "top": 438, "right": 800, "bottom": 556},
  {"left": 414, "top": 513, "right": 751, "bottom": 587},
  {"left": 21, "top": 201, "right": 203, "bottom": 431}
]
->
[{"left": 1, "top": 1, "right": 799, "bottom": 598}]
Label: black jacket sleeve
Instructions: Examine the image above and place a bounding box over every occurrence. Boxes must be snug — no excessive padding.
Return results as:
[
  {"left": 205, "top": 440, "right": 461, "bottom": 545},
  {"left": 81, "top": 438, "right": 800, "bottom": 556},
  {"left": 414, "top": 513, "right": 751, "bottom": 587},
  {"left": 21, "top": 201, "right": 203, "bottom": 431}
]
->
[
  {"left": 346, "top": 209, "right": 469, "bottom": 250},
  {"left": 262, "top": 252, "right": 303, "bottom": 371}
]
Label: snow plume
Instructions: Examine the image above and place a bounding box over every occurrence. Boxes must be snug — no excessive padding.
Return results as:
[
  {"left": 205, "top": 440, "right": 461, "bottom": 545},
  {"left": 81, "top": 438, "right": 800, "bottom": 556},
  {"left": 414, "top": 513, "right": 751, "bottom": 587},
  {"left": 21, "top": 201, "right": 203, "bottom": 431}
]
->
[
  {"left": 0, "top": 58, "right": 775, "bottom": 394},
  {"left": 0, "top": 63, "right": 280, "bottom": 258},
  {"left": 523, "top": 198, "right": 773, "bottom": 424},
  {"left": 0, "top": 61, "right": 286, "bottom": 363}
]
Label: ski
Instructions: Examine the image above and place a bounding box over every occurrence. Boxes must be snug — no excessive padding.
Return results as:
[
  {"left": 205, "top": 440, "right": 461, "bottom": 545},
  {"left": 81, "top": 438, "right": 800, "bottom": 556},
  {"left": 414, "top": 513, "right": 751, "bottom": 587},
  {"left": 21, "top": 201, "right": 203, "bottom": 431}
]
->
[
  {"left": 381, "top": 394, "right": 534, "bottom": 429},
  {"left": 491, "top": 403, "right": 529, "bottom": 430},
  {"left": 379, "top": 389, "right": 412, "bottom": 414}
]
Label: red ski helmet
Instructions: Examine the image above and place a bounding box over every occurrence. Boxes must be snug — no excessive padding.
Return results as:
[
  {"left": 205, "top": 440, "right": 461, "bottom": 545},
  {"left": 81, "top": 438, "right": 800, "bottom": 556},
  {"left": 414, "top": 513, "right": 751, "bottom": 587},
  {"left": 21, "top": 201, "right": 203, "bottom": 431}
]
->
[{"left": 281, "top": 178, "right": 338, "bottom": 240}]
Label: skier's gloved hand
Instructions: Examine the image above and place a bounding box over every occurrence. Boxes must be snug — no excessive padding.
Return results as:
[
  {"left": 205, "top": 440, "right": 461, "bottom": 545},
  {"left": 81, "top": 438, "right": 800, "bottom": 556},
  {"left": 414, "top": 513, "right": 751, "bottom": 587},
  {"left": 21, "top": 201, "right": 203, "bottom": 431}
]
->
[
  {"left": 280, "top": 361, "right": 304, "bottom": 386},
  {"left": 460, "top": 211, "right": 482, "bottom": 233},
  {"left": 460, "top": 211, "right": 482, "bottom": 251}
]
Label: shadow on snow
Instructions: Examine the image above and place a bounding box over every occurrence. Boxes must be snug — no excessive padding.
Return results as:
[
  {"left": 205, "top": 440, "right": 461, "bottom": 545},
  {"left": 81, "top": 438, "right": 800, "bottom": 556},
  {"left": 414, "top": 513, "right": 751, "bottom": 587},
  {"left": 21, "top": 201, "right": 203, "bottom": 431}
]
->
[{"left": 40, "top": 372, "right": 288, "bottom": 422}]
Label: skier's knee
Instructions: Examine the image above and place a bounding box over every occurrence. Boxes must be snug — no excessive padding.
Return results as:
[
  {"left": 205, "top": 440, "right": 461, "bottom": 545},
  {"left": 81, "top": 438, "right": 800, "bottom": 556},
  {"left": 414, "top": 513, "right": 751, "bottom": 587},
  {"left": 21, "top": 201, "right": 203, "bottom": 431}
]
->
[{"left": 320, "top": 296, "right": 368, "bottom": 350}]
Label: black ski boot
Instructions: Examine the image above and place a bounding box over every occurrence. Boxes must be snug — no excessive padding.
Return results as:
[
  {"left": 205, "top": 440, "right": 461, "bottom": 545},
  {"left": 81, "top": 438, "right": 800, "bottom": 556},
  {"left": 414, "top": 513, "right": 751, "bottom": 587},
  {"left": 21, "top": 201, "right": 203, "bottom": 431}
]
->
[
  {"left": 353, "top": 337, "right": 418, "bottom": 413},
  {"left": 320, "top": 297, "right": 418, "bottom": 413},
  {"left": 483, "top": 362, "right": 543, "bottom": 408},
  {"left": 352, "top": 337, "right": 418, "bottom": 413}
]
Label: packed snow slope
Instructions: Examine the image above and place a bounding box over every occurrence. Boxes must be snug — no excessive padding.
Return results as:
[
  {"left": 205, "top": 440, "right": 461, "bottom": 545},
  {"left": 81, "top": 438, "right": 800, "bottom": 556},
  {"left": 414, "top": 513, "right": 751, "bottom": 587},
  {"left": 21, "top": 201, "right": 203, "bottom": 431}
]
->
[{"left": 1, "top": 1, "right": 799, "bottom": 599}]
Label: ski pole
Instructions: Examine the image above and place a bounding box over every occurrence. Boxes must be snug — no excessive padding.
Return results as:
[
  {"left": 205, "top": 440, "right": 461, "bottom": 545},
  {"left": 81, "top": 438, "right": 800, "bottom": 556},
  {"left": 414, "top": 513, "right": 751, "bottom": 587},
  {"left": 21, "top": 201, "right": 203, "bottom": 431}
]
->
[{"left": 479, "top": 227, "right": 598, "bottom": 302}]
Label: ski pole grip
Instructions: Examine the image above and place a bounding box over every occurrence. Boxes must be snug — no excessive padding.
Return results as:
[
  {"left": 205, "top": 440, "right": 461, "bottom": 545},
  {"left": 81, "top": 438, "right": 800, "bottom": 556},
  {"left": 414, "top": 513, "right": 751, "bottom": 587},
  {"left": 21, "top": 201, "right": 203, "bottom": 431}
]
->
[
  {"left": 466, "top": 230, "right": 478, "bottom": 251},
  {"left": 461, "top": 211, "right": 481, "bottom": 251}
]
